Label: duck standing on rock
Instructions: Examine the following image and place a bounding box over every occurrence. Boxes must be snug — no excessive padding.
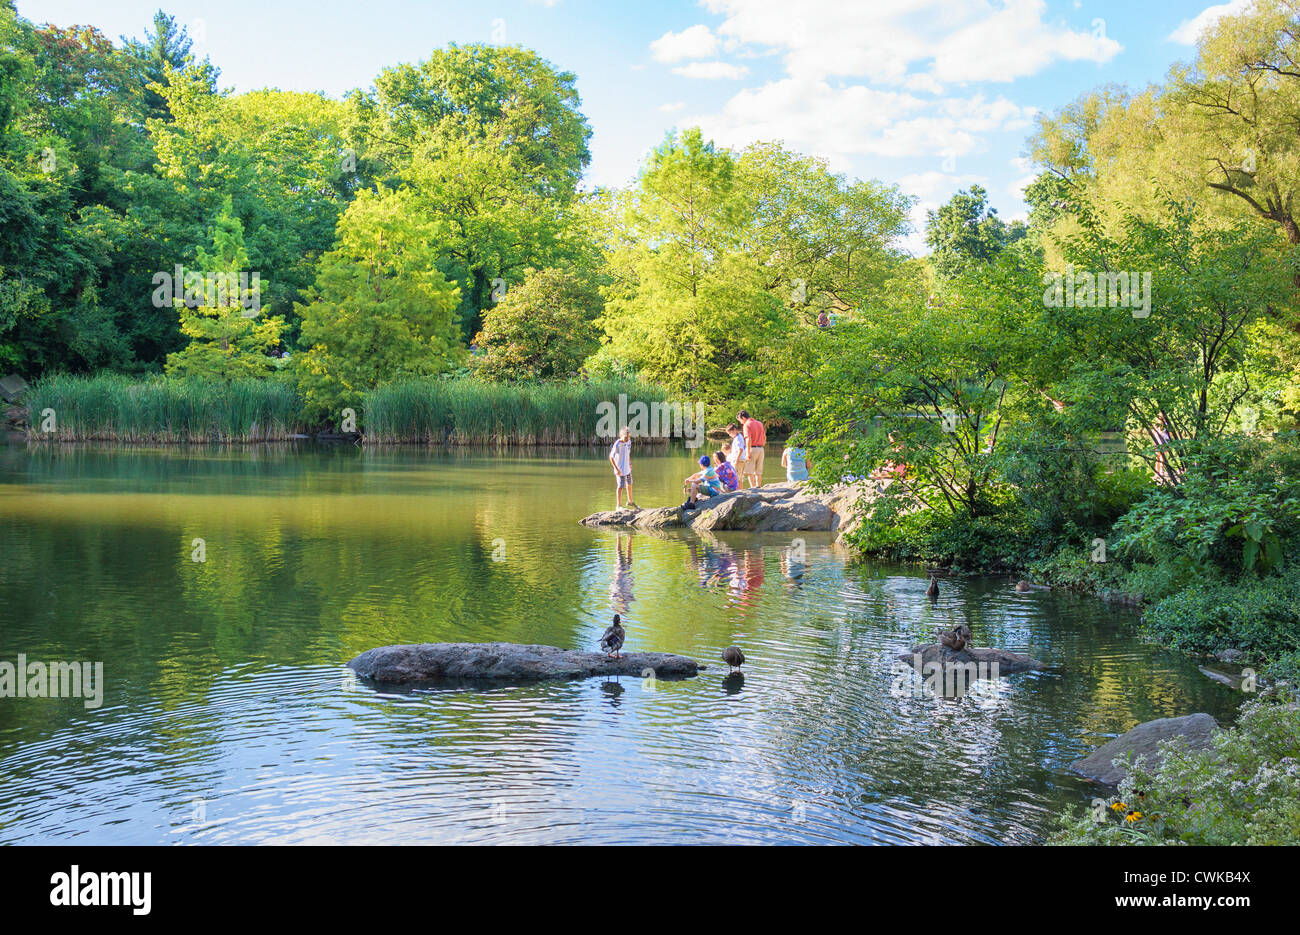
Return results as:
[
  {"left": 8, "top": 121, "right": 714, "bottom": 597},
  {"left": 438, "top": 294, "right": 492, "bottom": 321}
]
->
[
  {"left": 721, "top": 646, "right": 745, "bottom": 673},
  {"left": 936, "top": 623, "right": 973, "bottom": 651},
  {"left": 600, "top": 614, "right": 625, "bottom": 659}
]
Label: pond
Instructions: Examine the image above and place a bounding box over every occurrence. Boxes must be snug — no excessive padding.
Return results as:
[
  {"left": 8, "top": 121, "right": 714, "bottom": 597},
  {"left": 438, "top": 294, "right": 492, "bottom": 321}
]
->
[{"left": 0, "top": 443, "right": 1240, "bottom": 844}]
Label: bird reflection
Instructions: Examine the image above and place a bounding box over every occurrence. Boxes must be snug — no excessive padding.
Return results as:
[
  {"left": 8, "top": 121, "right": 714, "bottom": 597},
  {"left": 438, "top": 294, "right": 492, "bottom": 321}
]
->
[{"left": 722, "top": 672, "right": 745, "bottom": 695}]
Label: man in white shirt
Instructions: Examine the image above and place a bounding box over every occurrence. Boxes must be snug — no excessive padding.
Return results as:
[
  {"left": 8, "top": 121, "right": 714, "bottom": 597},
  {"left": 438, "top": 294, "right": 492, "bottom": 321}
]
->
[{"left": 609, "top": 426, "right": 637, "bottom": 510}]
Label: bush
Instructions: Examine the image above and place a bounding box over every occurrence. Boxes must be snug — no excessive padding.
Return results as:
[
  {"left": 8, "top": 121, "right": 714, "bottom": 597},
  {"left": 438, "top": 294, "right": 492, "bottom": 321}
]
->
[
  {"left": 1141, "top": 575, "right": 1300, "bottom": 662},
  {"left": 1051, "top": 695, "right": 1300, "bottom": 846}
]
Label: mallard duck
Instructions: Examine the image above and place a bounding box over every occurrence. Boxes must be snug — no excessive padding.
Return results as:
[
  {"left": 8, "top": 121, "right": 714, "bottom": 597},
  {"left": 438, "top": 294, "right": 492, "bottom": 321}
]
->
[
  {"left": 1016, "top": 580, "right": 1032, "bottom": 593},
  {"left": 599, "top": 614, "right": 625, "bottom": 659},
  {"left": 937, "top": 623, "right": 973, "bottom": 651},
  {"left": 926, "top": 575, "right": 939, "bottom": 598},
  {"left": 721, "top": 646, "right": 745, "bottom": 673}
]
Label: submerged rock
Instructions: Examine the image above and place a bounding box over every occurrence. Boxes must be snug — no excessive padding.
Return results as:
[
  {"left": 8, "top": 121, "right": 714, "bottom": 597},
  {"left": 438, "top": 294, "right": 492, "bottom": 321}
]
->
[
  {"left": 897, "top": 643, "right": 1047, "bottom": 676},
  {"left": 347, "top": 642, "right": 704, "bottom": 684},
  {"left": 1069, "top": 713, "right": 1220, "bottom": 786},
  {"left": 580, "top": 481, "right": 866, "bottom": 538}
]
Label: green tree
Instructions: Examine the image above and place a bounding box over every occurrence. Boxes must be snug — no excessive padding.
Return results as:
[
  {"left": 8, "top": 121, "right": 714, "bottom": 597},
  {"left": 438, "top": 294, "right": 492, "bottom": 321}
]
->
[
  {"left": 473, "top": 268, "right": 602, "bottom": 380},
  {"left": 165, "top": 198, "right": 284, "bottom": 379},
  {"left": 924, "top": 185, "right": 1027, "bottom": 280},
  {"left": 120, "top": 9, "right": 218, "bottom": 122},
  {"left": 293, "top": 188, "right": 462, "bottom": 422}
]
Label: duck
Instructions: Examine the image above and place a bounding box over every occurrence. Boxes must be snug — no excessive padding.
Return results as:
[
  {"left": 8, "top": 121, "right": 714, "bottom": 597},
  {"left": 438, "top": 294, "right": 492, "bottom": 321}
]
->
[
  {"left": 1016, "top": 579, "right": 1032, "bottom": 593},
  {"left": 721, "top": 646, "right": 746, "bottom": 673},
  {"left": 937, "top": 623, "right": 973, "bottom": 652},
  {"left": 599, "top": 614, "right": 625, "bottom": 659},
  {"left": 925, "top": 575, "right": 939, "bottom": 598}
]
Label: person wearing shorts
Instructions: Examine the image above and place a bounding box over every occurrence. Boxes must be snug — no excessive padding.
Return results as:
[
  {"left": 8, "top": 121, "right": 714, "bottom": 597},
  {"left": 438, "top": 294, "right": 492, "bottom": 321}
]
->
[
  {"left": 737, "top": 410, "right": 766, "bottom": 488},
  {"left": 609, "top": 426, "right": 637, "bottom": 510}
]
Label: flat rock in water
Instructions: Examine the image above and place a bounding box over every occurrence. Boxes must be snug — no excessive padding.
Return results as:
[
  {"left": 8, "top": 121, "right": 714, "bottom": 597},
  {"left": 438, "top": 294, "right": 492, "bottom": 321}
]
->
[
  {"left": 580, "top": 481, "right": 867, "bottom": 537},
  {"left": 898, "top": 643, "right": 1046, "bottom": 675},
  {"left": 1069, "top": 713, "right": 1220, "bottom": 786},
  {"left": 347, "top": 642, "right": 704, "bottom": 684}
]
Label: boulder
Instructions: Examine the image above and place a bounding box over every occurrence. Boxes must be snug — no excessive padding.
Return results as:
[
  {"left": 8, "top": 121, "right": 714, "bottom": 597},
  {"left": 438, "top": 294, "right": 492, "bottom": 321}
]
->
[
  {"left": 580, "top": 481, "right": 866, "bottom": 536},
  {"left": 0, "top": 373, "right": 28, "bottom": 403},
  {"left": 897, "top": 643, "right": 1047, "bottom": 676},
  {"left": 1069, "top": 713, "right": 1220, "bottom": 786},
  {"left": 347, "top": 642, "right": 704, "bottom": 684}
]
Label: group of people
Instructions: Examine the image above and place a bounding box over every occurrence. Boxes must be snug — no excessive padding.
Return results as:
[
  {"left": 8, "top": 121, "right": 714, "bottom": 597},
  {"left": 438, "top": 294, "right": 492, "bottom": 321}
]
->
[{"left": 607, "top": 410, "right": 813, "bottom": 511}]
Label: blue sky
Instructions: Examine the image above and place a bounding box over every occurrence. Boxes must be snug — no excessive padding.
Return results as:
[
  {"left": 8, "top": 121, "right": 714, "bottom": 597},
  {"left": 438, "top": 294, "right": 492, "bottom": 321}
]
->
[{"left": 21, "top": 0, "right": 1250, "bottom": 251}]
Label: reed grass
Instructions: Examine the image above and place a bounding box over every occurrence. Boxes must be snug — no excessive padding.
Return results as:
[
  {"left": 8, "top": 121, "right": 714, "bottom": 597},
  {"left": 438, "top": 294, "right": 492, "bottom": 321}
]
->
[
  {"left": 26, "top": 373, "right": 303, "bottom": 443},
  {"left": 364, "top": 377, "right": 673, "bottom": 445},
  {"left": 24, "top": 373, "right": 675, "bottom": 445}
]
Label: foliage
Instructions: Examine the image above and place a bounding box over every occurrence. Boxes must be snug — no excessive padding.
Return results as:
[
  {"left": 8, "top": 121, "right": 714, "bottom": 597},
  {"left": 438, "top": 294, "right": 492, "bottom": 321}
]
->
[
  {"left": 1141, "top": 575, "right": 1300, "bottom": 662},
  {"left": 293, "top": 188, "right": 462, "bottom": 424},
  {"left": 924, "top": 184, "right": 1028, "bottom": 279},
  {"left": 473, "top": 268, "right": 603, "bottom": 380},
  {"left": 1113, "top": 434, "right": 1300, "bottom": 580},
  {"left": 164, "top": 198, "right": 285, "bottom": 380}
]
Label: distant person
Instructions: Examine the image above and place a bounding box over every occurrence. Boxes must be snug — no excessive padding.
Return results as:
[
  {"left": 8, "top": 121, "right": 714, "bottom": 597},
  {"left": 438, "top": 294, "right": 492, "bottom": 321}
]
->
[
  {"left": 737, "top": 410, "right": 766, "bottom": 488},
  {"left": 726, "top": 422, "right": 747, "bottom": 478},
  {"left": 682, "top": 455, "right": 722, "bottom": 510},
  {"left": 715, "top": 450, "right": 740, "bottom": 491},
  {"left": 817, "top": 310, "right": 830, "bottom": 329},
  {"left": 781, "top": 435, "right": 812, "bottom": 482},
  {"left": 608, "top": 426, "right": 637, "bottom": 510}
]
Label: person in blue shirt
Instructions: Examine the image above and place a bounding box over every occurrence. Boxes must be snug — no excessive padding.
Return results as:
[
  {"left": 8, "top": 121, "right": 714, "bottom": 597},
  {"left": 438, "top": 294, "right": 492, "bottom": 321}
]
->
[
  {"left": 781, "top": 434, "right": 812, "bottom": 482},
  {"left": 682, "top": 455, "right": 722, "bottom": 510}
]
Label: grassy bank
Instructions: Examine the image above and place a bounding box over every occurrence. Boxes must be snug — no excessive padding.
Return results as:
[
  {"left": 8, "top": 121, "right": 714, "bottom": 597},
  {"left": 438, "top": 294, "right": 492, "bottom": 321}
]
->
[{"left": 24, "top": 373, "right": 678, "bottom": 445}]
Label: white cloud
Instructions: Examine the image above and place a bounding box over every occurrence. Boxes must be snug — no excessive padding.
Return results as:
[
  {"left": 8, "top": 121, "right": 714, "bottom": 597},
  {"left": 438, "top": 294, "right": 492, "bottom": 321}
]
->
[
  {"left": 1168, "top": 0, "right": 1252, "bottom": 45},
  {"left": 684, "top": 78, "right": 1030, "bottom": 169},
  {"left": 658, "top": 101, "right": 687, "bottom": 112},
  {"left": 650, "top": 24, "right": 720, "bottom": 63},
  {"left": 672, "top": 61, "right": 750, "bottom": 79},
  {"left": 700, "top": 0, "right": 1121, "bottom": 85}
]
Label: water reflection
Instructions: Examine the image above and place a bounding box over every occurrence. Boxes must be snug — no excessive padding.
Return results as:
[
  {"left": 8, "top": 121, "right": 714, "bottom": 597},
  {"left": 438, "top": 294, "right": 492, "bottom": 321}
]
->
[{"left": 0, "top": 443, "right": 1245, "bottom": 844}]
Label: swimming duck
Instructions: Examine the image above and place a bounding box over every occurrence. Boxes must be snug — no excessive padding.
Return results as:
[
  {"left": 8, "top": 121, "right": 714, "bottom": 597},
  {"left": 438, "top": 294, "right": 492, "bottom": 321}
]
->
[
  {"left": 721, "top": 646, "right": 745, "bottom": 673},
  {"left": 1016, "top": 580, "right": 1032, "bottom": 592},
  {"left": 600, "top": 614, "right": 625, "bottom": 659},
  {"left": 926, "top": 575, "right": 939, "bottom": 598}
]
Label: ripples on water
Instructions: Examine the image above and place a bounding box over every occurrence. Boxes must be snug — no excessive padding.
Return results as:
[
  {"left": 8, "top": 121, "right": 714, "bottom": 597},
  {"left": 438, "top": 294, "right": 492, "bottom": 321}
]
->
[{"left": 0, "top": 445, "right": 1240, "bottom": 844}]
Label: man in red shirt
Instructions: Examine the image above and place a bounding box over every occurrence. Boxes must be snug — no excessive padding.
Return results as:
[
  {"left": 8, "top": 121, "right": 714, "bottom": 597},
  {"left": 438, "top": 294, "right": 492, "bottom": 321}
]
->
[{"left": 737, "top": 410, "right": 766, "bottom": 488}]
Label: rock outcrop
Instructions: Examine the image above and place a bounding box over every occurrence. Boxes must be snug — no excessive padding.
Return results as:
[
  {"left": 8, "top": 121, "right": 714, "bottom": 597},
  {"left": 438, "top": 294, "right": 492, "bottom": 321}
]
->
[
  {"left": 580, "top": 481, "right": 866, "bottom": 539},
  {"left": 347, "top": 642, "right": 704, "bottom": 684},
  {"left": 1069, "top": 713, "right": 1220, "bottom": 785},
  {"left": 897, "top": 643, "right": 1047, "bottom": 676}
]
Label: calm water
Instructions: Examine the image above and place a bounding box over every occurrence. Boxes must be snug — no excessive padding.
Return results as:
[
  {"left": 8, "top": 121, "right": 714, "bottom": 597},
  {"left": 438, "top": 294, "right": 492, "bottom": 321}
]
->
[{"left": 0, "top": 443, "right": 1240, "bottom": 845}]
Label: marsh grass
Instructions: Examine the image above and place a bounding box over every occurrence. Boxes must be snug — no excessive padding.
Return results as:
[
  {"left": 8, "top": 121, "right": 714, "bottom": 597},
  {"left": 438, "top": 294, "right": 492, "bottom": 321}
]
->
[
  {"left": 365, "top": 377, "right": 672, "bottom": 445},
  {"left": 25, "top": 373, "right": 674, "bottom": 445},
  {"left": 26, "top": 373, "right": 303, "bottom": 442}
]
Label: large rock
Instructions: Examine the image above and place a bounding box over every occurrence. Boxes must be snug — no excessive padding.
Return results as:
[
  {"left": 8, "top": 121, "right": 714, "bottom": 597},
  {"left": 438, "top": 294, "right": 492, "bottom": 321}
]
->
[
  {"left": 347, "top": 642, "right": 704, "bottom": 684},
  {"left": 580, "top": 481, "right": 867, "bottom": 537},
  {"left": 897, "top": 643, "right": 1047, "bottom": 676},
  {"left": 1069, "top": 713, "right": 1220, "bottom": 785}
]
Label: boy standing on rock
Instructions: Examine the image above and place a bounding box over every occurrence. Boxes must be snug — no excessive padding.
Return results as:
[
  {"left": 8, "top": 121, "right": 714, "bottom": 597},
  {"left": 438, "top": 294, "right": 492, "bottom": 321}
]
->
[{"left": 609, "top": 426, "right": 637, "bottom": 510}]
